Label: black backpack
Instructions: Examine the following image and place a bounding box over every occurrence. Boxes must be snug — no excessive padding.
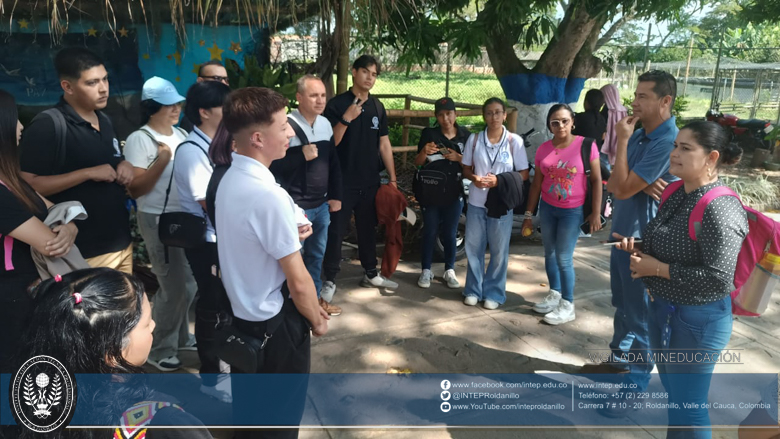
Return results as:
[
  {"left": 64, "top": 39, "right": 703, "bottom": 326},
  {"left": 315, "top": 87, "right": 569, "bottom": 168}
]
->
[
  {"left": 581, "top": 137, "right": 612, "bottom": 219},
  {"left": 413, "top": 158, "right": 462, "bottom": 207}
]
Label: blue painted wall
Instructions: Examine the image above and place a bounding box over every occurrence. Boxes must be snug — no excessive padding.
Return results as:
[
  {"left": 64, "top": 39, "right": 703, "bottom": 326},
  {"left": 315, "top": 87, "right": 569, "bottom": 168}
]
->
[
  {"left": 499, "top": 73, "right": 587, "bottom": 105},
  {"left": 0, "top": 20, "right": 262, "bottom": 106}
]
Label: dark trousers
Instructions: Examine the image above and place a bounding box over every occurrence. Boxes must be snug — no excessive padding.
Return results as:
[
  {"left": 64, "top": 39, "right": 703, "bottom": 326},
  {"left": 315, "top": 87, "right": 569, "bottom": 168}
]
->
[
  {"left": 232, "top": 298, "right": 311, "bottom": 439},
  {"left": 323, "top": 186, "right": 379, "bottom": 281},
  {"left": 185, "top": 242, "right": 224, "bottom": 386}
]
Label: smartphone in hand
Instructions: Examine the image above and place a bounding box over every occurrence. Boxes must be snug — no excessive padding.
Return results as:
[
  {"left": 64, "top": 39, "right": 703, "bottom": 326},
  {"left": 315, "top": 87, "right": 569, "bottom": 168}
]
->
[{"left": 580, "top": 215, "right": 607, "bottom": 234}]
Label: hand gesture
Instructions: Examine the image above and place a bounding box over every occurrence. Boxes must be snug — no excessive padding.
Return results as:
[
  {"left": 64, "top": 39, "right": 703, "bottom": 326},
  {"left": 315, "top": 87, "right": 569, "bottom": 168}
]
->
[
  {"left": 156, "top": 142, "right": 173, "bottom": 162},
  {"left": 342, "top": 98, "right": 365, "bottom": 123},
  {"left": 587, "top": 213, "right": 603, "bottom": 234},
  {"left": 521, "top": 218, "right": 534, "bottom": 237},
  {"left": 481, "top": 173, "right": 497, "bottom": 189},
  {"left": 115, "top": 160, "right": 135, "bottom": 186},
  {"left": 629, "top": 250, "right": 659, "bottom": 279},
  {"left": 611, "top": 232, "right": 642, "bottom": 253},
  {"left": 46, "top": 222, "right": 78, "bottom": 257},
  {"left": 643, "top": 178, "right": 668, "bottom": 202},
  {"left": 302, "top": 144, "right": 318, "bottom": 161},
  {"left": 312, "top": 310, "right": 329, "bottom": 337},
  {"left": 616, "top": 116, "right": 638, "bottom": 143},
  {"left": 88, "top": 164, "right": 117, "bottom": 183},
  {"left": 328, "top": 199, "right": 342, "bottom": 213},
  {"left": 298, "top": 224, "right": 313, "bottom": 241},
  {"left": 443, "top": 149, "right": 462, "bottom": 163},
  {"left": 424, "top": 142, "right": 439, "bottom": 155}
]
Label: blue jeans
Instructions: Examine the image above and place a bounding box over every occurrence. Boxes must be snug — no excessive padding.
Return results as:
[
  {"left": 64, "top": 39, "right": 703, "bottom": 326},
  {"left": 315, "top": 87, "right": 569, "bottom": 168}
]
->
[
  {"left": 463, "top": 205, "right": 513, "bottom": 304},
  {"left": 421, "top": 198, "right": 463, "bottom": 271},
  {"left": 539, "top": 200, "right": 583, "bottom": 303},
  {"left": 302, "top": 202, "right": 330, "bottom": 297},
  {"left": 609, "top": 248, "right": 653, "bottom": 391},
  {"left": 649, "top": 295, "right": 732, "bottom": 438}
]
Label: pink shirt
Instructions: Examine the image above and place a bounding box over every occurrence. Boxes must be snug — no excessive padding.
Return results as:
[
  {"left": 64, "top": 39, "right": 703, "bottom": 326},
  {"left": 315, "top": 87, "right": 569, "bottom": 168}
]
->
[{"left": 535, "top": 136, "right": 599, "bottom": 209}]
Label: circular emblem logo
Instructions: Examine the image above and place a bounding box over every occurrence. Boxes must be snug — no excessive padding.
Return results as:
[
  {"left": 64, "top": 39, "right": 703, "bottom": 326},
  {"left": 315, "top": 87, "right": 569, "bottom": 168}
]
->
[{"left": 10, "top": 355, "right": 77, "bottom": 433}]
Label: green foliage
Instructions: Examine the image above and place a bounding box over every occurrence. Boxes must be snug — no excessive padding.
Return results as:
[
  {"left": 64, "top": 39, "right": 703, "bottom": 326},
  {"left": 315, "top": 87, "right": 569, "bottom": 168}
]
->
[
  {"left": 225, "top": 56, "right": 301, "bottom": 105},
  {"left": 721, "top": 174, "right": 780, "bottom": 209},
  {"left": 673, "top": 96, "right": 689, "bottom": 128}
]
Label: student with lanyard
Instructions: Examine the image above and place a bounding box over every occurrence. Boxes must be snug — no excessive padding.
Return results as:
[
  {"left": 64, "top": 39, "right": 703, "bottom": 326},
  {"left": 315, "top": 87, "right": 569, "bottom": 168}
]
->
[
  {"left": 173, "top": 80, "right": 232, "bottom": 402},
  {"left": 414, "top": 97, "right": 470, "bottom": 289},
  {"left": 124, "top": 77, "right": 197, "bottom": 373},
  {"left": 461, "top": 97, "right": 529, "bottom": 309}
]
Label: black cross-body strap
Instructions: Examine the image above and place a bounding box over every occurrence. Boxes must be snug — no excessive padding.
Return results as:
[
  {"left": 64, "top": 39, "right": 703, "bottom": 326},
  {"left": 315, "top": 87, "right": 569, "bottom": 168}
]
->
[{"left": 161, "top": 140, "right": 212, "bottom": 214}]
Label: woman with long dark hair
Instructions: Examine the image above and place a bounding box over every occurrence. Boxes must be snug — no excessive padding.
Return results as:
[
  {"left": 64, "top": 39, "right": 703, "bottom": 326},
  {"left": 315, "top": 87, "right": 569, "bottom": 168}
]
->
[
  {"left": 461, "top": 97, "right": 529, "bottom": 309},
  {"left": 16, "top": 267, "right": 212, "bottom": 438},
  {"left": 0, "top": 89, "right": 77, "bottom": 373},
  {"left": 524, "top": 103, "right": 602, "bottom": 325},
  {"left": 614, "top": 121, "right": 747, "bottom": 437}
]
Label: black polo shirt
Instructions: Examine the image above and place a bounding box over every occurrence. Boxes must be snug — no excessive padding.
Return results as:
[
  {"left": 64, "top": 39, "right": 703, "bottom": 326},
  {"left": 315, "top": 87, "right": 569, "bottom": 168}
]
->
[
  {"left": 19, "top": 97, "right": 131, "bottom": 258},
  {"left": 324, "top": 90, "right": 389, "bottom": 188}
]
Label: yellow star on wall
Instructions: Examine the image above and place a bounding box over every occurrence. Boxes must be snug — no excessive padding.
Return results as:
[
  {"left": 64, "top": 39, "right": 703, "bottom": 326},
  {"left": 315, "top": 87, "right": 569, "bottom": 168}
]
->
[
  {"left": 192, "top": 63, "right": 201, "bottom": 74},
  {"left": 175, "top": 76, "right": 181, "bottom": 82},
  {"left": 142, "top": 53, "right": 150, "bottom": 60},
  {"left": 18, "top": 19, "right": 30, "bottom": 29},
  {"left": 87, "top": 27, "right": 98, "bottom": 37},
  {"left": 118, "top": 27, "right": 129, "bottom": 37},
  {"left": 229, "top": 41, "right": 242, "bottom": 54},
  {"left": 198, "top": 40, "right": 206, "bottom": 47},
  {"left": 171, "top": 51, "right": 182, "bottom": 66},
  {"left": 207, "top": 43, "right": 224, "bottom": 61}
]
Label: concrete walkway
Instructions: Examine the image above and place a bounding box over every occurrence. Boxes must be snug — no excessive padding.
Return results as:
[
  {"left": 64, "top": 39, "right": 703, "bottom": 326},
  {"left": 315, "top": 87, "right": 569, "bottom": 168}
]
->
[{"left": 175, "top": 228, "right": 779, "bottom": 438}]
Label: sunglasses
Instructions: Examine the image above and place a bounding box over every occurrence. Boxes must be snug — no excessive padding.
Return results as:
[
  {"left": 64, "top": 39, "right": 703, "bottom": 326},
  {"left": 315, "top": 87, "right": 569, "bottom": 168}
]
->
[
  {"left": 549, "top": 119, "right": 571, "bottom": 128},
  {"left": 200, "top": 75, "right": 229, "bottom": 84}
]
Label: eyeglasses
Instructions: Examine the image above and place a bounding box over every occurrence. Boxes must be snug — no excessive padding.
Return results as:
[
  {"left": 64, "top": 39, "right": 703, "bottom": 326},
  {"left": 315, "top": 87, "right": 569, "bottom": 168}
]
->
[
  {"left": 550, "top": 119, "right": 571, "bottom": 128},
  {"left": 484, "top": 110, "right": 504, "bottom": 118},
  {"left": 200, "top": 75, "right": 229, "bottom": 84}
]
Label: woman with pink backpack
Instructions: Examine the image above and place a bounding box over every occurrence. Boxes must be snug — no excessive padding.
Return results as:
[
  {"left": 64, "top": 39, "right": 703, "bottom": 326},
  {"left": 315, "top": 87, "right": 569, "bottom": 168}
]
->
[{"left": 613, "top": 121, "right": 747, "bottom": 437}]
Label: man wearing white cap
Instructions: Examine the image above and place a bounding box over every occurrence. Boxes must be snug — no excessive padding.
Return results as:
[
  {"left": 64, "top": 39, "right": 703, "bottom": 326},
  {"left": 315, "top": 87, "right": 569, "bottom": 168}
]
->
[{"left": 124, "top": 76, "right": 198, "bottom": 372}]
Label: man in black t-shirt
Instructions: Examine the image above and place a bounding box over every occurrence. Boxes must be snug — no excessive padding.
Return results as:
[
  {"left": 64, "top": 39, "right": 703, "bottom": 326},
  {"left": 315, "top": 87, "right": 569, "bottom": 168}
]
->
[
  {"left": 322, "top": 55, "right": 398, "bottom": 299},
  {"left": 19, "top": 48, "right": 135, "bottom": 273}
]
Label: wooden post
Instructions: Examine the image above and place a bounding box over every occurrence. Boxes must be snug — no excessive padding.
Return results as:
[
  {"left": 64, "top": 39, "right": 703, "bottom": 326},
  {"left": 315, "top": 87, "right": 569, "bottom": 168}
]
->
[
  {"left": 402, "top": 95, "right": 411, "bottom": 166},
  {"left": 682, "top": 34, "right": 694, "bottom": 96},
  {"left": 642, "top": 23, "right": 652, "bottom": 71},
  {"left": 730, "top": 69, "right": 737, "bottom": 101}
]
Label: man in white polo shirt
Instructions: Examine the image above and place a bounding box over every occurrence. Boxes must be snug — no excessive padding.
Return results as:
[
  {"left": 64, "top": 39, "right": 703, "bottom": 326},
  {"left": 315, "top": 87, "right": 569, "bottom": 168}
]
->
[{"left": 217, "top": 87, "right": 329, "bottom": 437}]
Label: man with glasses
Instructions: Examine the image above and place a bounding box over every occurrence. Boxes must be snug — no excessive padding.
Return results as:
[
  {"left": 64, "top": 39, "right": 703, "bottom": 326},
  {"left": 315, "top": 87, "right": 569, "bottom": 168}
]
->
[
  {"left": 583, "top": 70, "right": 679, "bottom": 418},
  {"left": 180, "top": 61, "right": 230, "bottom": 131}
]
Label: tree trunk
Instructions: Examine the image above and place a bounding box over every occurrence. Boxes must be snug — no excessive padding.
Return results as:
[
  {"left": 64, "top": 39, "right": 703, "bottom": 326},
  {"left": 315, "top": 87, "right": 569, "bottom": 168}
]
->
[{"left": 335, "top": 0, "right": 352, "bottom": 94}]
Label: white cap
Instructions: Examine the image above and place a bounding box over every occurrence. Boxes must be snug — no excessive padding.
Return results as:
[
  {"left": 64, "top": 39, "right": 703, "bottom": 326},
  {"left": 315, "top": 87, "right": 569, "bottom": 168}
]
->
[{"left": 141, "top": 76, "right": 185, "bottom": 105}]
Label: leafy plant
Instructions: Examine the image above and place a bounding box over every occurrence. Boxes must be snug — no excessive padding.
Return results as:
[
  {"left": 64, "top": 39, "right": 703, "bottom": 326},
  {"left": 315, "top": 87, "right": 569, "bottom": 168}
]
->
[
  {"left": 225, "top": 56, "right": 301, "bottom": 106},
  {"left": 722, "top": 174, "right": 780, "bottom": 209}
]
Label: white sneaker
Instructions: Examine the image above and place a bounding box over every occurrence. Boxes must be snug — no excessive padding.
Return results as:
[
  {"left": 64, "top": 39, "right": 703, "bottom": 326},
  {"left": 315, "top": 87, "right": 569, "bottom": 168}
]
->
[
  {"left": 321, "top": 280, "right": 336, "bottom": 302},
  {"left": 533, "top": 289, "right": 562, "bottom": 314},
  {"left": 360, "top": 273, "right": 399, "bottom": 290},
  {"left": 418, "top": 269, "right": 434, "bottom": 288},
  {"left": 200, "top": 376, "right": 233, "bottom": 403},
  {"left": 443, "top": 269, "right": 460, "bottom": 289},
  {"left": 146, "top": 355, "right": 181, "bottom": 372},
  {"left": 543, "top": 300, "right": 575, "bottom": 325},
  {"left": 483, "top": 299, "right": 500, "bottom": 310},
  {"left": 463, "top": 295, "right": 479, "bottom": 306}
]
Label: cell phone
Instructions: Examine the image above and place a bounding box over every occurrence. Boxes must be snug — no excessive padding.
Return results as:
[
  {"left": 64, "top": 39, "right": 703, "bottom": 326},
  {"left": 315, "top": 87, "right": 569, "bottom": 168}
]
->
[
  {"left": 580, "top": 215, "right": 608, "bottom": 234},
  {"left": 438, "top": 145, "right": 449, "bottom": 154},
  {"left": 601, "top": 239, "right": 643, "bottom": 246}
]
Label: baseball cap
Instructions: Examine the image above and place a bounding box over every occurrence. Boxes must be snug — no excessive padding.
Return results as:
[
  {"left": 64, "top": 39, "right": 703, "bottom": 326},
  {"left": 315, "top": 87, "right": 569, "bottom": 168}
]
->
[
  {"left": 141, "top": 76, "right": 185, "bottom": 105},
  {"left": 434, "top": 97, "right": 456, "bottom": 114}
]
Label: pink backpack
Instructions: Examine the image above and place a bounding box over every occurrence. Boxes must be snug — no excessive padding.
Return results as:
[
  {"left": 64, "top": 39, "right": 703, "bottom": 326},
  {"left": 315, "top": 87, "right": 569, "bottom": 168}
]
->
[{"left": 660, "top": 180, "right": 780, "bottom": 316}]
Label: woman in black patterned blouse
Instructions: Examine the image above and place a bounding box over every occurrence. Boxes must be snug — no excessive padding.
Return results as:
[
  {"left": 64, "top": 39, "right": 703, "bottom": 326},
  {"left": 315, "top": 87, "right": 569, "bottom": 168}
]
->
[{"left": 613, "top": 121, "right": 748, "bottom": 438}]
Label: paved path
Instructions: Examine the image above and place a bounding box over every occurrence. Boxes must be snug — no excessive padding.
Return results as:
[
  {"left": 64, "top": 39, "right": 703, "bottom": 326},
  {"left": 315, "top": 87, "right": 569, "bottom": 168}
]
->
[{"left": 172, "top": 229, "right": 779, "bottom": 438}]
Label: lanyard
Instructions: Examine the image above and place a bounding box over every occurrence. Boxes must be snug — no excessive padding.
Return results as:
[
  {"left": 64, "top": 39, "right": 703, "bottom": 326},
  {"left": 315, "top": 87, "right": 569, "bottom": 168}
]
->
[{"left": 481, "top": 128, "right": 507, "bottom": 173}]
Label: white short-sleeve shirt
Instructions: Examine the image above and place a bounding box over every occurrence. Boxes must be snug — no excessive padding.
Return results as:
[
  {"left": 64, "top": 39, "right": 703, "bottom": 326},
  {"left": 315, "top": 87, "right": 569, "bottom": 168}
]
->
[
  {"left": 215, "top": 153, "right": 302, "bottom": 322},
  {"left": 173, "top": 127, "right": 215, "bottom": 242},
  {"left": 123, "top": 125, "right": 188, "bottom": 214},
  {"left": 462, "top": 127, "right": 529, "bottom": 208}
]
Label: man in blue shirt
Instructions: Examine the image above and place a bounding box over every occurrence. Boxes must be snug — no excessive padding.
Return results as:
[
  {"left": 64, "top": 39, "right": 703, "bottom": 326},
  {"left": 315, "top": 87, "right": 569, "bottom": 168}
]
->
[{"left": 584, "top": 71, "right": 679, "bottom": 417}]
